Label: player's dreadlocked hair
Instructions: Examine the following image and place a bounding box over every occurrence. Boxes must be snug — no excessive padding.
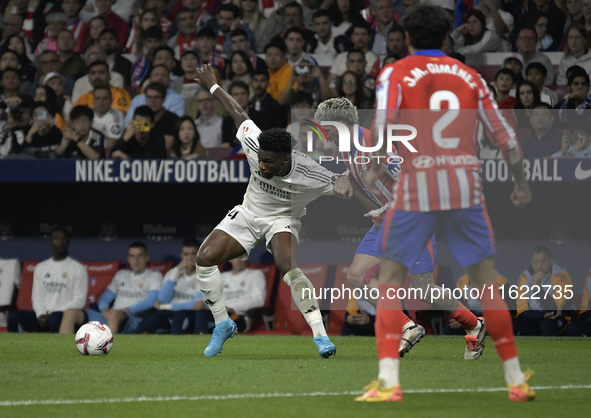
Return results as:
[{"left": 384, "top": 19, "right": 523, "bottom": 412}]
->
[
  {"left": 314, "top": 98, "right": 359, "bottom": 126},
  {"left": 258, "top": 128, "right": 296, "bottom": 154},
  {"left": 401, "top": 4, "right": 452, "bottom": 50}
]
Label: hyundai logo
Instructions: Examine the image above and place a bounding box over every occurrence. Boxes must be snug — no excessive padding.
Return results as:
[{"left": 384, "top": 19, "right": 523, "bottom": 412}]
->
[{"left": 412, "top": 155, "right": 435, "bottom": 169}]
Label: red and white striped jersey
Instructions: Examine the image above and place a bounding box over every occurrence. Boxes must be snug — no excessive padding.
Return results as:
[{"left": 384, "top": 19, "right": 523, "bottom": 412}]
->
[
  {"left": 375, "top": 50, "right": 521, "bottom": 212},
  {"left": 341, "top": 126, "right": 400, "bottom": 224}
]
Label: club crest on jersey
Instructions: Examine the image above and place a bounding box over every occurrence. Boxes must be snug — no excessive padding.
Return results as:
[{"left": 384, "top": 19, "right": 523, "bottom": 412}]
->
[{"left": 62, "top": 272, "right": 68, "bottom": 280}]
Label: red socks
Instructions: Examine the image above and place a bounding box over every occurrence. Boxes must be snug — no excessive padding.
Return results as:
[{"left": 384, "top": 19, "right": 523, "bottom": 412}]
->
[
  {"left": 376, "top": 283, "right": 403, "bottom": 360},
  {"left": 450, "top": 302, "right": 478, "bottom": 330},
  {"left": 479, "top": 286, "right": 518, "bottom": 362}
]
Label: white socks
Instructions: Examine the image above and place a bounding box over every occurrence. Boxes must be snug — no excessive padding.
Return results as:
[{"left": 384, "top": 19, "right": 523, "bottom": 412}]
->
[
  {"left": 503, "top": 357, "right": 525, "bottom": 386},
  {"left": 283, "top": 268, "right": 327, "bottom": 337},
  {"left": 197, "top": 265, "right": 228, "bottom": 325},
  {"left": 378, "top": 358, "right": 400, "bottom": 388}
]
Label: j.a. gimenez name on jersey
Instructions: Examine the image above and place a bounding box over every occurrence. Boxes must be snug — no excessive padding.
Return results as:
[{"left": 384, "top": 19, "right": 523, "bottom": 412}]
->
[{"left": 237, "top": 120, "right": 339, "bottom": 219}]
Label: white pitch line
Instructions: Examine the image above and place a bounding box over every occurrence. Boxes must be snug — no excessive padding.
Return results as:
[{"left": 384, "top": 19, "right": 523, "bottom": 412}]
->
[{"left": 1, "top": 385, "right": 590, "bottom": 407}]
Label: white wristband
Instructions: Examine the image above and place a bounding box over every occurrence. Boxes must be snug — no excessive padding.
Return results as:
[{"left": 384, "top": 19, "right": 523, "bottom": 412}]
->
[
  {"left": 209, "top": 84, "right": 220, "bottom": 95},
  {"left": 159, "top": 304, "right": 172, "bottom": 310}
]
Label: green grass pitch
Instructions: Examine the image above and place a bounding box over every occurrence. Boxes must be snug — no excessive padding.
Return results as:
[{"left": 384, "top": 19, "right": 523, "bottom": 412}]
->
[{"left": 1, "top": 334, "right": 589, "bottom": 418}]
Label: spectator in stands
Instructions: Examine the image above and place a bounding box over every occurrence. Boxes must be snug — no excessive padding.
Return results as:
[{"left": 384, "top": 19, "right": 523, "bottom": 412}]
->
[
  {"left": 2, "top": 35, "right": 36, "bottom": 87},
  {"left": 56, "top": 30, "right": 86, "bottom": 81},
  {"left": 0, "top": 54, "right": 22, "bottom": 97},
  {"left": 284, "top": 26, "right": 318, "bottom": 68},
  {"left": 80, "top": 0, "right": 138, "bottom": 25},
  {"left": 21, "top": 101, "right": 63, "bottom": 158},
  {"left": 526, "top": 62, "right": 558, "bottom": 106},
  {"left": 328, "top": 0, "right": 364, "bottom": 37},
  {"left": 60, "top": 241, "right": 162, "bottom": 334},
  {"left": 179, "top": 49, "right": 201, "bottom": 102},
  {"left": 556, "top": 68, "right": 591, "bottom": 121},
  {"left": 278, "top": 59, "right": 333, "bottom": 107},
  {"left": 77, "top": 0, "right": 128, "bottom": 51},
  {"left": 369, "top": 0, "right": 396, "bottom": 57},
  {"left": 32, "top": 50, "right": 75, "bottom": 97},
  {"left": 336, "top": 70, "right": 373, "bottom": 110},
  {"left": 98, "top": 29, "right": 132, "bottom": 87},
  {"left": 76, "top": 15, "right": 107, "bottom": 54},
  {"left": 62, "top": 0, "right": 84, "bottom": 44},
  {"left": 125, "top": 9, "right": 160, "bottom": 56},
  {"left": 0, "top": 96, "right": 33, "bottom": 157},
  {"left": 194, "top": 89, "right": 227, "bottom": 148},
  {"left": 33, "top": 85, "right": 65, "bottom": 130},
  {"left": 224, "top": 51, "right": 254, "bottom": 91},
  {"left": 341, "top": 296, "right": 376, "bottom": 336},
  {"left": 385, "top": 25, "right": 407, "bottom": 61},
  {"left": 167, "top": 0, "right": 210, "bottom": 28},
  {"left": 553, "top": 117, "right": 591, "bottom": 157},
  {"left": 131, "top": 26, "right": 165, "bottom": 89},
  {"left": 527, "top": 11, "right": 558, "bottom": 51},
  {"left": 195, "top": 27, "right": 226, "bottom": 73},
  {"left": 218, "top": 258, "right": 266, "bottom": 333},
  {"left": 513, "top": 245, "right": 576, "bottom": 336},
  {"left": 91, "top": 86, "right": 125, "bottom": 149},
  {"left": 206, "top": 3, "right": 256, "bottom": 57},
  {"left": 572, "top": 266, "right": 591, "bottom": 336},
  {"left": 525, "top": 0, "right": 565, "bottom": 46},
  {"left": 34, "top": 11, "right": 67, "bottom": 55},
  {"left": 74, "top": 61, "right": 131, "bottom": 114},
  {"left": 166, "top": 8, "right": 198, "bottom": 59},
  {"left": 451, "top": 9, "right": 503, "bottom": 53},
  {"left": 249, "top": 68, "right": 288, "bottom": 128},
  {"left": 56, "top": 105, "right": 105, "bottom": 159},
  {"left": 71, "top": 44, "right": 125, "bottom": 104},
  {"left": 329, "top": 49, "right": 376, "bottom": 101},
  {"left": 8, "top": 226, "right": 87, "bottom": 333},
  {"left": 494, "top": 68, "right": 517, "bottom": 109},
  {"left": 265, "top": 40, "right": 292, "bottom": 101},
  {"left": 142, "top": 82, "right": 179, "bottom": 150},
  {"left": 238, "top": 0, "right": 270, "bottom": 54},
  {"left": 563, "top": 0, "right": 585, "bottom": 34},
  {"left": 151, "top": 45, "right": 184, "bottom": 94},
  {"left": 230, "top": 28, "right": 267, "bottom": 72},
  {"left": 126, "top": 65, "right": 185, "bottom": 125},
  {"left": 515, "top": 27, "right": 555, "bottom": 85},
  {"left": 0, "top": 15, "right": 30, "bottom": 59},
  {"left": 520, "top": 103, "right": 563, "bottom": 157},
  {"left": 444, "top": 270, "right": 508, "bottom": 335},
  {"left": 222, "top": 80, "right": 268, "bottom": 143},
  {"left": 5, "top": 0, "right": 45, "bottom": 50},
  {"left": 44, "top": 72, "right": 72, "bottom": 120},
  {"left": 266, "top": 1, "right": 314, "bottom": 42},
  {"left": 557, "top": 25, "right": 591, "bottom": 85},
  {"left": 135, "top": 239, "right": 207, "bottom": 334},
  {"left": 514, "top": 81, "right": 541, "bottom": 127},
  {"left": 171, "top": 116, "right": 206, "bottom": 159},
  {"left": 476, "top": 0, "right": 514, "bottom": 41},
  {"left": 111, "top": 105, "right": 167, "bottom": 159},
  {"left": 327, "top": 22, "right": 380, "bottom": 85},
  {"left": 0, "top": 49, "right": 29, "bottom": 96},
  {"left": 305, "top": 9, "right": 351, "bottom": 59}
]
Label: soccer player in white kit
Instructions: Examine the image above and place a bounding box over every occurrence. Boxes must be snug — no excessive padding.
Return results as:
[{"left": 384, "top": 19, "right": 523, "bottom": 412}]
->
[{"left": 193, "top": 64, "right": 354, "bottom": 357}]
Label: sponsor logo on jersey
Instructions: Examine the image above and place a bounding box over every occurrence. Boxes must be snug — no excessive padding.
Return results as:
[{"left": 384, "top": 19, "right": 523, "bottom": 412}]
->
[{"left": 412, "top": 155, "right": 435, "bottom": 169}]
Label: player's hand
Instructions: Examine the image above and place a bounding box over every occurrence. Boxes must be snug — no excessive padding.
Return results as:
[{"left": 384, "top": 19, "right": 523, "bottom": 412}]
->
[
  {"left": 532, "top": 271, "right": 545, "bottom": 286},
  {"left": 560, "top": 133, "right": 571, "bottom": 155},
  {"left": 111, "top": 150, "right": 129, "bottom": 159},
  {"left": 333, "top": 176, "right": 353, "bottom": 199},
  {"left": 176, "top": 259, "right": 190, "bottom": 271},
  {"left": 194, "top": 64, "right": 218, "bottom": 91},
  {"left": 364, "top": 205, "right": 388, "bottom": 218},
  {"left": 544, "top": 308, "right": 562, "bottom": 319},
  {"left": 154, "top": 301, "right": 161, "bottom": 309},
  {"left": 510, "top": 181, "right": 531, "bottom": 208}
]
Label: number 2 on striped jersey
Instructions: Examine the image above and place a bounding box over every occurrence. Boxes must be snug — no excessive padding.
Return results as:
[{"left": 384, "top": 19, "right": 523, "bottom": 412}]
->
[{"left": 429, "top": 90, "right": 460, "bottom": 149}]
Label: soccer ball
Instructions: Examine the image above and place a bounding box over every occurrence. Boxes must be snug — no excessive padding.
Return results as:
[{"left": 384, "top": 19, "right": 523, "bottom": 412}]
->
[{"left": 75, "top": 321, "right": 114, "bottom": 356}]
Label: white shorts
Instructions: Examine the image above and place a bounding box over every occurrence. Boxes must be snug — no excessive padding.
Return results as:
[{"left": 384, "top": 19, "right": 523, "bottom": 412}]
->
[{"left": 214, "top": 205, "right": 302, "bottom": 260}]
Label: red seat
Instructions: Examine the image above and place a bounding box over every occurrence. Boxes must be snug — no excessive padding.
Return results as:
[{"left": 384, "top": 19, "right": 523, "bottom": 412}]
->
[
  {"left": 244, "top": 263, "right": 278, "bottom": 333},
  {"left": 15, "top": 261, "right": 39, "bottom": 311},
  {"left": 81, "top": 261, "right": 121, "bottom": 308},
  {"left": 273, "top": 263, "right": 330, "bottom": 335},
  {"left": 327, "top": 263, "right": 351, "bottom": 335}
]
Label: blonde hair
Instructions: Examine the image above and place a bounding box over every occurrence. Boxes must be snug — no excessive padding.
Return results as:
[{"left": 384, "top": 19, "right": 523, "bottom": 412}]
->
[{"left": 315, "top": 97, "right": 359, "bottom": 126}]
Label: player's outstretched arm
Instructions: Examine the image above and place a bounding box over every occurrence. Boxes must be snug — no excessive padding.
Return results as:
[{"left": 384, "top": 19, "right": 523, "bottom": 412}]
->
[
  {"left": 508, "top": 158, "right": 532, "bottom": 208},
  {"left": 194, "top": 64, "right": 250, "bottom": 128}
]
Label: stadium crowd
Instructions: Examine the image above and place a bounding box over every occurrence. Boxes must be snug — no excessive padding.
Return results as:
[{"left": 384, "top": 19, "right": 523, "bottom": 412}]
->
[{"left": 0, "top": 0, "right": 590, "bottom": 159}]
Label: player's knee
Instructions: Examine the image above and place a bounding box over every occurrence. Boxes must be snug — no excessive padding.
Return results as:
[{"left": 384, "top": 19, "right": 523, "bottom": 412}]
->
[
  {"left": 195, "top": 247, "right": 219, "bottom": 267},
  {"left": 346, "top": 268, "right": 364, "bottom": 289}
]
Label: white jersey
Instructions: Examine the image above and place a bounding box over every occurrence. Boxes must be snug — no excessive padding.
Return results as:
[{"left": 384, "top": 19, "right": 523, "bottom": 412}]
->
[
  {"left": 237, "top": 120, "right": 337, "bottom": 219},
  {"left": 31, "top": 257, "right": 88, "bottom": 317},
  {"left": 93, "top": 109, "right": 125, "bottom": 146},
  {"left": 107, "top": 269, "right": 162, "bottom": 311},
  {"left": 163, "top": 268, "right": 201, "bottom": 305},
  {"left": 221, "top": 268, "right": 266, "bottom": 315}
]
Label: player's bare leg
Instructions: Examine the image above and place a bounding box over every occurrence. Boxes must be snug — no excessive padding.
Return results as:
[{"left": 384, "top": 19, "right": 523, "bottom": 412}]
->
[
  {"left": 104, "top": 310, "right": 127, "bottom": 335},
  {"left": 196, "top": 229, "right": 246, "bottom": 357},
  {"left": 349, "top": 253, "right": 423, "bottom": 356},
  {"left": 410, "top": 272, "right": 485, "bottom": 359},
  {"left": 356, "top": 257, "right": 406, "bottom": 402},
  {"left": 270, "top": 232, "right": 336, "bottom": 358},
  {"left": 59, "top": 309, "right": 86, "bottom": 334},
  {"left": 467, "top": 256, "right": 534, "bottom": 401}
]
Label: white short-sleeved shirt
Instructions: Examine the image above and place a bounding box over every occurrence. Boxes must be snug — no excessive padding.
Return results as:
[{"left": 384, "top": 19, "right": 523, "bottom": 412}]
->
[
  {"left": 163, "top": 269, "right": 200, "bottom": 305},
  {"left": 237, "top": 120, "right": 337, "bottom": 219},
  {"left": 107, "top": 269, "right": 162, "bottom": 311},
  {"left": 93, "top": 109, "right": 125, "bottom": 146}
]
